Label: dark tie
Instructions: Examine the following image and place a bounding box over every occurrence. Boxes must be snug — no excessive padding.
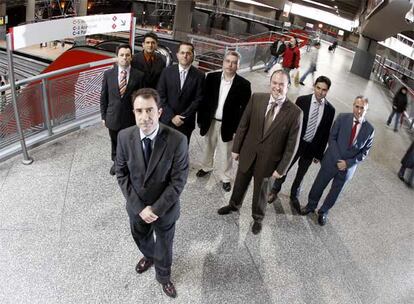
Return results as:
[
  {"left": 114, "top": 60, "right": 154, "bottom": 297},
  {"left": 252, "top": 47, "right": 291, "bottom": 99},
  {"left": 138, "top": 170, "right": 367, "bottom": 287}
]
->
[
  {"left": 143, "top": 137, "right": 152, "bottom": 167},
  {"left": 180, "top": 70, "right": 186, "bottom": 89},
  {"left": 263, "top": 102, "right": 277, "bottom": 135},
  {"left": 119, "top": 70, "right": 127, "bottom": 97},
  {"left": 349, "top": 120, "right": 359, "bottom": 147}
]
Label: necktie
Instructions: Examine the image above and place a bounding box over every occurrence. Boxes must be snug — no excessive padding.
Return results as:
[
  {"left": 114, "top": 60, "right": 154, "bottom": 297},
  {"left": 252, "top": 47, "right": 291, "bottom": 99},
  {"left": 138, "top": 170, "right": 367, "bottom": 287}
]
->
[
  {"left": 119, "top": 70, "right": 127, "bottom": 97},
  {"left": 263, "top": 102, "right": 277, "bottom": 135},
  {"left": 143, "top": 137, "right": 152, "bottom": 167},
  {"left": 303, "top": 103, "right": 320, "bottom": 142},
  {"left": 180, "top": 70, "right": 186, "bottom": 89},
  {"left": 349, "top": 120, "right": 359, "bottom": 147}
]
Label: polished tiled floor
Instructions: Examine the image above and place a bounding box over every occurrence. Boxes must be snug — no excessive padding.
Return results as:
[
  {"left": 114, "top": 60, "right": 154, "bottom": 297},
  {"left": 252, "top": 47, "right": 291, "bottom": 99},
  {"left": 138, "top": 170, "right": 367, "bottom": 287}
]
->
[{"left": 0, "top": 44, "right": 413, "bottom": 304}]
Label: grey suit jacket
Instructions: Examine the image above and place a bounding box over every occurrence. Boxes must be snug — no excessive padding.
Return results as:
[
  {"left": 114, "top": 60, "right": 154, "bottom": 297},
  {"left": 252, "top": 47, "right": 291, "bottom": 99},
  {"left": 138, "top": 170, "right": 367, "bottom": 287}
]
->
[
  {"left": 233, "top": 93, "right": 303, "bottom": 177},
  {"left": 115, "top": 123, "right": 189, "bottom": 222},
  {"left": 322, "top": 113, "right": 374, "bottom": 180}
]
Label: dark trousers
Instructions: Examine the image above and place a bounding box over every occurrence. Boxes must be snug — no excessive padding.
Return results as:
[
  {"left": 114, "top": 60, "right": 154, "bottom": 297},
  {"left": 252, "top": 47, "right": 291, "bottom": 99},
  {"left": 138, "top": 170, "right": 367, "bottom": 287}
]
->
[
  {"left": 175, "top": 125, "right": 192, "bottom": 145},
  {"left": 108, "top": 129, "right": 120, "bottom": 161},
  {"left": 272, "top": 146, "right": 313, "bottom": 198},
  {"left": 306, "top": 166, "right": 347, "bottom": 214},
  {"left": 129, "top": 215, "right": 176, "bottom": 284},
  {"left": 229, "top": 160, "right": 267, "bottom": 222}
]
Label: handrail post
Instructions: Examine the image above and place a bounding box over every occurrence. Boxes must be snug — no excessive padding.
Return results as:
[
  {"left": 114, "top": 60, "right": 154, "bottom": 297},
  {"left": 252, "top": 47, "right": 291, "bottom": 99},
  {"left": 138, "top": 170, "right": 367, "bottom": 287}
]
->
[
  {"left": 41, "top": 79, "right": 53, "bottom": 136},
  {"left": 6, "top": 34, "right": 33, "bottom": 165}
]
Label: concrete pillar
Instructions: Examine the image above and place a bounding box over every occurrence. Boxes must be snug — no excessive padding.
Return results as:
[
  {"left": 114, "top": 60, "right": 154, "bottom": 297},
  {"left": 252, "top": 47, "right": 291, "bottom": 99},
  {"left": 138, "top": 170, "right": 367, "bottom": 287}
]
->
[
  {"left": 77, "top": 0, "right": 88, "bottom": 16},
  {"left": 173, "top": 0, "right": 194, "bottom": 41},
  {"left": 26, "top": 0, "right": 35, "bottom": 23},
  {"left": 350, "top": 35, "right": 378, "bottom": 80},
  {"left": 0, "top": 2, "right": 6, "bottom": 40}
]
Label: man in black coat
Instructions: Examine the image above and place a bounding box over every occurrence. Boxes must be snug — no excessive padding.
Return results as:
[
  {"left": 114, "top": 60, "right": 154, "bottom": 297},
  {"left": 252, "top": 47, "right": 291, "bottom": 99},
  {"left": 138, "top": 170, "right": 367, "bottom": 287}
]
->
[
  {"left": 116, "top": 88, "right": 189, "bottom": 298},
  {"left": 268, "top": 76, "right": 335, "bottom": 210},
  {"left": 157, "top": 42, "right": 204, "bottom": 143},
  {"left": 131, "top": 32, "right": 166, "bottom": 89},
  {"left": 100, "top": 44, "right": 144, "bottom": 175},
  {"left": 196, "top": 51, "right": 251, "bottom": 192},
  {"left": 398, "top": 141, "right": 414, "bottom": 187}
]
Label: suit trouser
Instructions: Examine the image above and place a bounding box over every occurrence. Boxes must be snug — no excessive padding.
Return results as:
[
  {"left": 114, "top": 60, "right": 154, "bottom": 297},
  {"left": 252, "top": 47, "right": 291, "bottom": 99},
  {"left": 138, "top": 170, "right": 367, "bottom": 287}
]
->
[
  {"left": 306, "top": 166, "right": 347, "bottom": 214},
  {"left": 175, "top": 125, "right": 192, "bottom": 145},
  {"left": 108, "top": 129, "right": 120, "bottom": 161},
  {"left": 200, "top": 120, "right": 233, "bottom": 182},
  {"left": 272, "top": 150, "right": 313, "bottom": 199},
  {"left": 129, "top": 215, "right": 176, "bottom": 284},
  {"left": 229, "top": 160, "right": 268, "bottom": 222}
]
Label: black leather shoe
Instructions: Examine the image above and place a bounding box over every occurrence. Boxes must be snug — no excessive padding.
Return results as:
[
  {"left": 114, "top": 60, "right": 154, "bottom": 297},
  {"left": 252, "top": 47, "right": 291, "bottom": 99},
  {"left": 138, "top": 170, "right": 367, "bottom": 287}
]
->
[
  {"left": 162, "top": 281, "right": 177, "bottom": 298},
  {"left": 398, "top": 174, "right": 405, "bottom": 181},
  {"left": 135, "top": 257, "right": 153, "bottom": 274},
  {"left": 318, "top": 213, "right": 327, "bottom": 226},
  {"left": 109, "top": 164, "right": 116, "bottom": 176},
  {"left": 217, "top": 205, "right": 238, "bottom": 215},
  {"left": 222, "top": 182, "right": 231, "bottom": 192},
  {"left": 300, "top": 206, "right": 315, "bottom": 216},
  {"left": 267, "top": 191, "right": 278, "bottom": 204},
  {"left": 196, "top": 169, "right": 210, "bottom": 177},
  {"left": 290, "top": 196, "right": 301, "bottom": 212},
  {"left": 299, "top": 81, "right": 305, "bottom": 86},
  {"left": 252, "top": 221, "right": 262, "bottom": 235}
]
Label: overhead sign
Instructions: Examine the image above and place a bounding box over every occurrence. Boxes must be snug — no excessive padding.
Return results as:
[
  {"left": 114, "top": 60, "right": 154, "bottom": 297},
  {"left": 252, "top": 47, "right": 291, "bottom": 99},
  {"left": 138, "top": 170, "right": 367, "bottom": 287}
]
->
[{"left": 10, "top": 13, "right": 132, "bottom": 50}]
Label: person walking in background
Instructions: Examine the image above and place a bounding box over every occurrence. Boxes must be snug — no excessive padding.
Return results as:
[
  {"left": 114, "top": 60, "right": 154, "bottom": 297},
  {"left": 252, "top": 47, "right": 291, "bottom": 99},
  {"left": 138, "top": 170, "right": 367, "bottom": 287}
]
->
[
  {"left": 282, "top": 37, "right": 301, "bottom": 84},
  {"left": 398, "top": 141, "right": 414, "bottom": 188},
  {"left": 299, "top": 42, "right": 321, "bottom": 86},
  {"left": 386, "top": 86, "right": 408, "bottom": 132},
  {"left": 264, "top": 36, "right": 286, "bottom": 73}
]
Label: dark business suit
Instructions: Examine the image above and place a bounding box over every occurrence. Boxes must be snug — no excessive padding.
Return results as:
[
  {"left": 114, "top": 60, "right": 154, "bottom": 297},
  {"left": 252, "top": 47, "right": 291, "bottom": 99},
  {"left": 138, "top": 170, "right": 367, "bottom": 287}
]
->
[
  {"left": 131, "top": 52, "right": 166, "bottom": 89},
  {"left": 100, "top": 65, "right": 144, "bottom": 160},
  {"left": 230, "top": 93, "right": 302, "bottom": 221},
  {"left": 272, "top": 94, "right": 335, "bottom": 198},
  {"left": 157, "top": 64, "right": 204, "bottom": 142},
  {"left": 115, "top": 123, "right": 189, "bottom": 283},
  {"left": 306, "top": 113, "right": 374, "bottom": 214}
]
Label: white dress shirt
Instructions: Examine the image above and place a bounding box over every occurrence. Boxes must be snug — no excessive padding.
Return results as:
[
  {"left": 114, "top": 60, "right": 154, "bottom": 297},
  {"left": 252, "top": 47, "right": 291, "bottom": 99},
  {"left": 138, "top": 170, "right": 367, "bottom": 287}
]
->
[{"left": 214, "top": 73, "right": 235, "bottom": 120}]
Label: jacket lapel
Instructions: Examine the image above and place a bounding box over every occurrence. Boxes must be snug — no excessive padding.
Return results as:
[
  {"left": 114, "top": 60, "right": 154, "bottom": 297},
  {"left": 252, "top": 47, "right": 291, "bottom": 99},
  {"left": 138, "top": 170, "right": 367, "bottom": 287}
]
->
[
  {"left": 130, "top": 127, "right": 146, "bottom": 179},
  {"left": 258, "top": 94, "right": 268, "bottom": 138},
  {"left": 144, "top": 125, "right": 167, "bottom": 183}
]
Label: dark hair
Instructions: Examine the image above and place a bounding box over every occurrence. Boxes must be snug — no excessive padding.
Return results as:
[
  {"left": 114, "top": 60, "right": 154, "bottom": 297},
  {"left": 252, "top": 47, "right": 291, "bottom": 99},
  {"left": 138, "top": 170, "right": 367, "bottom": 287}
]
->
[
  {"left": 143, "top": 32, "right": 159, "bottom": 43},
  {"left": 314, "top": 76, "right": 331, "bottom": 89},
  {"left": 132, "top": 88, "right": 161, "bottom": 108},
  {"left": 178, "top": 41, "right": 194, "bottom": 54},
  {"left": 314, "top": 42, "right": 321, "bottom": 47},
  {"left": 398, "top": 86, "right": 408, "bottom": 94},
  {"left": 116, "top": 44, "right": 132, "bottom": 56}
]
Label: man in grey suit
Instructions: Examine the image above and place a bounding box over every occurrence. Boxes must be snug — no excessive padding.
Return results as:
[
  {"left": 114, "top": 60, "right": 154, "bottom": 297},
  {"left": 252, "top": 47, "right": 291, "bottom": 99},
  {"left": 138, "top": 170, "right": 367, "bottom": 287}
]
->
[
  {"left": 217, "top": 70, "right": 303, "bottom": 234},
  {"left": 100, "top": 44, "right": 144, "bottom": 175},
  {"left": 301, "top": 96, "right": 375, "bottom": 226},
  {"left": 116, "top": 88, "right": 189, "bottom": 298}
]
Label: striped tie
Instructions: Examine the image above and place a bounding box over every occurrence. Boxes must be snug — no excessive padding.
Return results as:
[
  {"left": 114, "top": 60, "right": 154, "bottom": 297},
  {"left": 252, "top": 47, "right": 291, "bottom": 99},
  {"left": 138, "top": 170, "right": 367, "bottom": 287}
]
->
[
  {"left": 119, "top": 70, "right": 127, "bottom": 97},
  {"left": 303, "top": 103, "right": 320, "bottom": 142}
]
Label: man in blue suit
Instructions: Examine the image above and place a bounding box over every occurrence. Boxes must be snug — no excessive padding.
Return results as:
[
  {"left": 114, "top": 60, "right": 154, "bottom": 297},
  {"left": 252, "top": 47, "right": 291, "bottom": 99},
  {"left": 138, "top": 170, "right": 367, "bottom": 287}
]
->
[{"left": 301, "top": 96, "right": 375, "bottom": 225}]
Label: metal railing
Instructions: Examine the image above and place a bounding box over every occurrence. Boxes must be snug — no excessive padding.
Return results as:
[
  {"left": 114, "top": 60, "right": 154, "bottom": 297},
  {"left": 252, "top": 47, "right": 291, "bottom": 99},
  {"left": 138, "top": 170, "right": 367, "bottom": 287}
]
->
[{"left": 0, "top": 58, "right": 116, "bottom": 162}]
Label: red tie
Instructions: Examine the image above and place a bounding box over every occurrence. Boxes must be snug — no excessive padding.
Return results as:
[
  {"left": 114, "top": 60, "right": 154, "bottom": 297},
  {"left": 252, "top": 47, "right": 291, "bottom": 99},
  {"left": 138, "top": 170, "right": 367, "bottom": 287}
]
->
[{"left": 349, "top": 120, "right": 359, "bottom": 147}]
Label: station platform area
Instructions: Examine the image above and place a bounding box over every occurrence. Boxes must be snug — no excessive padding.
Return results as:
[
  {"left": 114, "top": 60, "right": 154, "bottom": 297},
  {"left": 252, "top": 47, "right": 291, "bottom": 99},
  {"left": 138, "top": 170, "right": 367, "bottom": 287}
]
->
[{"left": 0, "top": 43, "right": 413, "bottom": 304}]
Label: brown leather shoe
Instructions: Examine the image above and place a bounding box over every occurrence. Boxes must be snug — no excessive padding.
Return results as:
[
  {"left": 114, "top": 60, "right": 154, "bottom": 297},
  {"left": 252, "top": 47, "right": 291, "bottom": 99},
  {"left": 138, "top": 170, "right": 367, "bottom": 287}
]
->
[
  {"left": 267, "top": 192, "right": 278, "bottom": 204},
  {"left": 135, "top": 257, "right": 153, "bottom": 274},
  {"left": 162, "top": 281, "right": 177, "bottom": 298}
]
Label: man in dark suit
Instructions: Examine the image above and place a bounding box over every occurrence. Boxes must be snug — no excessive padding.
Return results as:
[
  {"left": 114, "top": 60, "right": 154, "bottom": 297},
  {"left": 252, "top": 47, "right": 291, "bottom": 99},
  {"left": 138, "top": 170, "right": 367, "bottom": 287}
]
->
[
  {"left": 157, "top": 42, "right": 204, "bottom": 143},
  {"left": 217, "top": 70, "right": 303, "bottom": 234},
  {"left": 301, "top": 96, "right": 375, "bottom": 226},
  {"left": 196, "top": 51, "right": 252, "bottom": 192},
  {"left": 131, "top": 32, "right": 166, "bottom": 89},
  {"left": 100, "top": 44, "right": 144, "bottom": 175},
  {"left": 116, "top": 88, "right": 189, "bottom": 298},
  {"left": 268, "top": 76, "right": 335, "bottom": 210}
]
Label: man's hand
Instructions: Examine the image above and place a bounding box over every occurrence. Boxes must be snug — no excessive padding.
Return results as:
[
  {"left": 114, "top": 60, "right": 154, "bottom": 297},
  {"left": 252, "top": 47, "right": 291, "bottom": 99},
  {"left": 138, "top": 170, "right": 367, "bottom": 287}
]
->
[
  {"left": 336, "top": 160, "right": 347, "bottom": 171},
  {"left": 232, "top": 152, "right": 239, "bottom": 161},
  {"left": 172, "top": 115, "right": 185, "bottom": 127},
  {"left": 101, "top": 120, "right": 106, "bottom": 127},
  {"left": 313, "top": 158, "right": 320, "bottom": 164},
  {"left": 139, "top": 206, "right": 158, "bottom": 223},
  {"left": 272, "top": 170, "right": 283, "bottom": 179}
]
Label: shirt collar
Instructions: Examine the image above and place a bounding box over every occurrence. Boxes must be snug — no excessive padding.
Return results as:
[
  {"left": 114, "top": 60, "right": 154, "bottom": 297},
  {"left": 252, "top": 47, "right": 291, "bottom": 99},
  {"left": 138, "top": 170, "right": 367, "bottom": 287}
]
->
[
  {"left": 143, "top": 51, "right": 155, "bottom": 62},
  {"left": 312, "top": 94, "right": 325, "bottom": 105},
  {"left": 270, "top": 94, "right": 286, "bottom": 105},
  {"left": 119, "top": 65, "right": 131, "bottom": 74},
  {"left": 179, "top": 64, "right": 190, "bottom": 73},
  {"left": 140, "top": 124, "right": 159, "bottom": 141},
  {"left": 221, "top": 72, "right": 235, "bottom": 84}
]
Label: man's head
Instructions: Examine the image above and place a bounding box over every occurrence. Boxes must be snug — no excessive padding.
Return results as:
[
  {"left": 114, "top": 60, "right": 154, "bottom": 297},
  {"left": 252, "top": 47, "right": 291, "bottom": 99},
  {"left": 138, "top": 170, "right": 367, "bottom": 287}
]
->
[
  {"left": 270, "top": 69, "right": 289, "bottom": 100},
  {"left": 353, "top": 96, "right": 369, "bottom": 121},
  {"left": 222, "top": 51, "right": 240, "bottom": 78},
  {"left": 289, "top": 37, "right": 296, "bottom": 47},
  {"left": 177, "top": 42, "right": 194, "bottom": 68},
  {"left": 313, "top": 76, "right": 331, "bottom": 101},
  {"left": 132, "top": 88, "right": 162, "bottom": 135},
  {"left": 116, "top": 44, "right": 132, "bottom": 68},
  {"left": 314, "top": 42, "right": 321, "bottom": 49},
  {"left": 142, "top": 32, "right": 159, "bottom": 54}
]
